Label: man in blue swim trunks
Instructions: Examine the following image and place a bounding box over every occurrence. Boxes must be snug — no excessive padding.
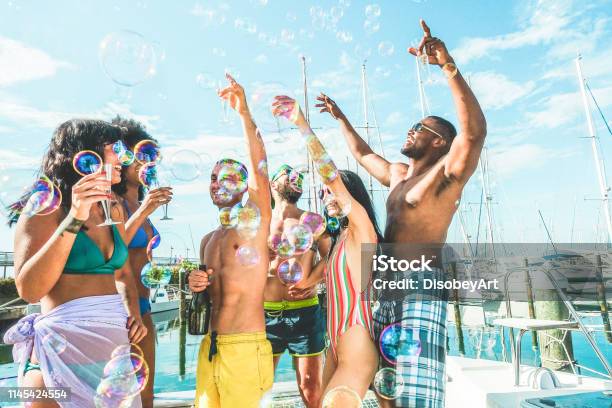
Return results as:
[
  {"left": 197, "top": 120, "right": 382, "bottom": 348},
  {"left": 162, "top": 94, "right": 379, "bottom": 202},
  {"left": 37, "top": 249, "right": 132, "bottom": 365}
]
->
[{"left": 264, "top": 164, "right": 331, "bottom": 408}]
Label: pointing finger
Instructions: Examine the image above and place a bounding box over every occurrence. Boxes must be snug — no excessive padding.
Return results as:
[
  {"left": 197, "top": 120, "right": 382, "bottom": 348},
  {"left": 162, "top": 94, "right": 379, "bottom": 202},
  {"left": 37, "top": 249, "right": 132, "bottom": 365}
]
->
[{"left": 421, "top": 19, "right": 431, "bottom": 37}]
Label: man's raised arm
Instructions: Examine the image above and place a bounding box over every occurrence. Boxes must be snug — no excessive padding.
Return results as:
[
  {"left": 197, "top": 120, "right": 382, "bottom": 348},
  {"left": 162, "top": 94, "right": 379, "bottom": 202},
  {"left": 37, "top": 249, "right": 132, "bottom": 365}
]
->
[
  {"left": 218, "top": 74, "right": 271, "bottom": 220},
  {"left": 315, "top": 93, "right": 396, "bottom": 187},
  {"left": 410, "top": 20, "right": 487, "bottom": 183}
]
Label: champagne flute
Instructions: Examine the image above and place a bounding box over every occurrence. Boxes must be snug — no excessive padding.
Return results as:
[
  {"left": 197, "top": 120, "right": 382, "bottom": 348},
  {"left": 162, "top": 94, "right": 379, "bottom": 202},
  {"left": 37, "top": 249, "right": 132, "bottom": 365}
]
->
[
  {"left": 98, "top": 163, "right": 121, "bottom": 227},
  {"left": 155, "top": 169, "right": 173, "bottom": 221}
]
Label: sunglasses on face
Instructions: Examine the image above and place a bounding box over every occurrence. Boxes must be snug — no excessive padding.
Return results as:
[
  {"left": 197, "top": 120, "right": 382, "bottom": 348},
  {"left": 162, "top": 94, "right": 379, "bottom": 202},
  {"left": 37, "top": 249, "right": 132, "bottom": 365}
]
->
[
  {"left": 410, "top": 122, "right": 445, "bottom": 139},
  {"left": 318, "top": 187, "right": 334, "bottom": 200}
]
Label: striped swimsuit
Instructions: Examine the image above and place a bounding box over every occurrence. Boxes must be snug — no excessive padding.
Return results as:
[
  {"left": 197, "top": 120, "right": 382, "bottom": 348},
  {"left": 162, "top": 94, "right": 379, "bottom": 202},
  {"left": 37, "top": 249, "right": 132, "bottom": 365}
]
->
[{"left": 326, "top": 238, "right": 374, "bottom": 359}]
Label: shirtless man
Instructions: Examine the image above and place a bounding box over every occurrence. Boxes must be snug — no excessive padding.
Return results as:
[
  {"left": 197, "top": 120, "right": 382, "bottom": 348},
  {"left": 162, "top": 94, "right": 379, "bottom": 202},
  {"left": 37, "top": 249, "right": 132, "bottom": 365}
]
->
[
  {"left": 315, "top": 20, "right": 486, "bottom": 408},
  {"left": 188, "top": 74, "right": 273, "bottom": 408},
  {"left": 264, "top": 164, "right": 331, "bottom": 408}
]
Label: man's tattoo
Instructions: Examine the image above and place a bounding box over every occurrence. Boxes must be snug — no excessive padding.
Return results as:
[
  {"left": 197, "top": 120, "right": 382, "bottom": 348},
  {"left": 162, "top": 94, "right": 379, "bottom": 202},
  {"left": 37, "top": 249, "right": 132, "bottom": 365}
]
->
[{"left": 55, "top": 215, "right": 85, "bottom": 238}]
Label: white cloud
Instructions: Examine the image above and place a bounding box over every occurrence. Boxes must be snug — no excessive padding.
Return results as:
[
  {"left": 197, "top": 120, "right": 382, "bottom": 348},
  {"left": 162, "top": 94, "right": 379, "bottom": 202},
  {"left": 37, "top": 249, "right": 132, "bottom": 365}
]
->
[
  {"left": 0, "top": 95, "right": 159, "bottom": 131},
  {"left": 527, "top": 84, "right": 612, "bottom": 128},
  {"left": 385, "top": 111, "right": 404, "bottom": 127},
  {"left": 469, "top": 71, "right": 536, "bottom": 110},
  {"left": 489, "top": 143, "right": 572, "bottom": 178},
  {"left": 453, "top": 0, "right": 575, "bottom": 64},
  {"left": 0, "top": 148, "right": 39, "bottom": 169},
  {"left": 0, "top": 36, "right": 74, "bottom": 87}
]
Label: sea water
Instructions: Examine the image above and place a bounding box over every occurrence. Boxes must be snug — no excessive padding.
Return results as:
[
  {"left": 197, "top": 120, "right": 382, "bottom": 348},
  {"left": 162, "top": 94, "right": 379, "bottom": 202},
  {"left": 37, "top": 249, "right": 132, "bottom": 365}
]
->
[{"left": 0, "top": 310, "right": 610, "bottom": 393}]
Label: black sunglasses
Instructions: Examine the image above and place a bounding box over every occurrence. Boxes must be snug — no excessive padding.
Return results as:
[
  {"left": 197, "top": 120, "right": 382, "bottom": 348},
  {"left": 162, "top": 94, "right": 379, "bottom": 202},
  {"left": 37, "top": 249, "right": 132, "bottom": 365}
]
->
[{"left": 410, "top": 122, "right": 444, "bottom": 139}]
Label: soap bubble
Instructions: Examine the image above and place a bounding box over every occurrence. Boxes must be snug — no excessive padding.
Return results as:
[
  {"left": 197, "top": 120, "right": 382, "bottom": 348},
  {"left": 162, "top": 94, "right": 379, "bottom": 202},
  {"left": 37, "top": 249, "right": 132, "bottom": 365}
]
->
[
  {"left": 299, "top": 212, "right": 326, "bottom": 237},
  {"left": 134, "top": 140, "right": 161, "bottom": 164},
  {"left": 73, "top": 151, "right": 102, "bottom": 176},
  {"left": 364, "top": 19, "right": 380, "bottom": 35},
  {"left": 379, "top": 324, "right": 421, "bottom": 365},
  {"left": 378, "top": 41, "right": 395, "bottom": 57},
  {"left": 373, "top": 368, "right": 404, "bottom": 400},
  {"left": 99, "top": 30, "right": 157, "bottom": 87},
  {"left": 365, "top": 4, "right": 381, "bottom": 19},
  {"left": 285, "top": 224, "right": 314, "bottom": 255},
  {"left": 233, "top": 201, "right": 261, "bottom": 239},
  {"left": 196, "top": 72, "right": 217, "bottom": 89},
  {"left": 219, "top": 207, "right": 234, "bottom": 228},
  {"left": 236, "top": 245, "right": 260, "bottom": 266},
  {"left": 322, "top": 386, "right": 362, "bottom": 407},
  {"left": 277, "top": 260, "right": 303, "bottom": 285},
  {"left": 138, "top": 162, "right": 158, "bottom": 188},
  {"left": 218, "top": 161, "right": 248, "bottom": 196},
  {"left": 169, "top": 149, "right": 203, "bottom": 182},
  {"left": 140, "top": 262, "right": 172, "bottom": 288}
]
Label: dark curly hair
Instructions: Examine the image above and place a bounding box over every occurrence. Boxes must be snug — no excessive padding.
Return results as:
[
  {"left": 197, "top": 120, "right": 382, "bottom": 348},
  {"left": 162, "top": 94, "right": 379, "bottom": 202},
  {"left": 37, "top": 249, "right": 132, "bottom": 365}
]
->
[
  {"left": 7, "top": 119, "right": 124, "bottom": 226},
  {"left": 110, "top": 115, "right": 159, "bottom": 200}
]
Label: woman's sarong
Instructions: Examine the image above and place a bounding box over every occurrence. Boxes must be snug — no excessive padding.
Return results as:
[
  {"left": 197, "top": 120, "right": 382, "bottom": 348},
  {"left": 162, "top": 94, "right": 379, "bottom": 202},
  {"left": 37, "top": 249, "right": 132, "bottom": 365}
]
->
[{"left": 3, "top": 294, "right": 143, "bottom": 408}]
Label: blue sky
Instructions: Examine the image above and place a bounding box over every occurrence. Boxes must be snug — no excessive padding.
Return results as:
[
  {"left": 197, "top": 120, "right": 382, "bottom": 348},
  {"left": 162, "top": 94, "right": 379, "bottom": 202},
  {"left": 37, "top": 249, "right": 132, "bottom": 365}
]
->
[{"left": 1, "top": 0, "right": 612, "bottom": 257}]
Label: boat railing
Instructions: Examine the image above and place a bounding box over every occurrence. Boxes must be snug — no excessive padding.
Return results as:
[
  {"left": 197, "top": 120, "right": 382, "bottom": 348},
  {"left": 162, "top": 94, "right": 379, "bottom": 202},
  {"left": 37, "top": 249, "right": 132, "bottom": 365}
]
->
[{"left": 500, "top": 264, "right": 612, "bottom": 381}]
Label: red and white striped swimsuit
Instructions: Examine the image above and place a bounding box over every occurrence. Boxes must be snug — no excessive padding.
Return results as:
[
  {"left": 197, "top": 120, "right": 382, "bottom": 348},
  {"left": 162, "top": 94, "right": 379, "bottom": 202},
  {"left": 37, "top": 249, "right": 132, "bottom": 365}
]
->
[{"left": 326, "top": 238, "right": 374, "bottom": 359}]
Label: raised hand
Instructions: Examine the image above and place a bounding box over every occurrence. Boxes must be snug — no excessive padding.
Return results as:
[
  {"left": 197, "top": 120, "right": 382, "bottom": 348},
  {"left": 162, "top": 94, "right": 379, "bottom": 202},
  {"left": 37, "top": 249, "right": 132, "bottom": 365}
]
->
[
  {"left": 70, "top": 169, "right": 112, "bottom": 220},
  {"left": 408, "top": 19, "right": 453, "bottom": 67},
  {"left": 139, "top": 187, "right": 173, "bottom": 216},
  {"left": 315, "top": 93, "right": 344, "bottom": 120},
  {"left": 271, "top": 95, "right": 307, "bottom": 128},
  {"left": 218, "top": 73, "right": 249, "bottom": 115}
]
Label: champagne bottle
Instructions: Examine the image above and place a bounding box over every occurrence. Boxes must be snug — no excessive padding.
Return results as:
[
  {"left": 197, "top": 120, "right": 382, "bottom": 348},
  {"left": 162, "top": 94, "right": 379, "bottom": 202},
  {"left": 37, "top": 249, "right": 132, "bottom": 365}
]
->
[{"left": 187, "top": 264, "right": 211, "bottom": 335}]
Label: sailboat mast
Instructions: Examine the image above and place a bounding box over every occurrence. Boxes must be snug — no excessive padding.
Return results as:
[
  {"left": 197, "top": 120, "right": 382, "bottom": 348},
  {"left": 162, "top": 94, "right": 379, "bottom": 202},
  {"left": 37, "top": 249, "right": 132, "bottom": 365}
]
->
[
  {"left": 479, "top": 147, "right": 496, "bottom": 259},
  {"left": 361, "top": 62, "right": 374, "bottom": 199},
  {"left": 301, "top": 56, "right": 317, "bottom": 213},
  {"left": 575, "top": 55, "right": 612, "bottom": 244}
]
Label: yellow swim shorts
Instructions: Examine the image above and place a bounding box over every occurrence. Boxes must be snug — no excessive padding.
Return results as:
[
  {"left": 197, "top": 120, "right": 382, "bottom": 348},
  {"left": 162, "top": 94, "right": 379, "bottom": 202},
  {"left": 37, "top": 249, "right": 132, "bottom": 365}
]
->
[{"left": 195, "top": 331, "right": 274, "bottom": 408}]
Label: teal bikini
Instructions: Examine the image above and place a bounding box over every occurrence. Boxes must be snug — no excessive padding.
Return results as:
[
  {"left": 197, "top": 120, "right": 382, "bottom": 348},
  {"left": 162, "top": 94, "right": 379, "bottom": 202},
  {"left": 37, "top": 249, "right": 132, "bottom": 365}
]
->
[
  {"left": 23, "top": 225, "right": 128, "bottom": 376},
  {"left": 63, "top": 225, "right": 128, "bottom": 275}
]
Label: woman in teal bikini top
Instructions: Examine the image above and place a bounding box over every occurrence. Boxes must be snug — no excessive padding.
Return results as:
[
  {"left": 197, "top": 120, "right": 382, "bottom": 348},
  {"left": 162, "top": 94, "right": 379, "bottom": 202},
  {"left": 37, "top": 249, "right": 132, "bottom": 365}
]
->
[
  {"left": 5, "top": 119, "right": 147, "bottom": 408},
  {"left": 63, "top": 224, "right": 128, "bottom": 274}
]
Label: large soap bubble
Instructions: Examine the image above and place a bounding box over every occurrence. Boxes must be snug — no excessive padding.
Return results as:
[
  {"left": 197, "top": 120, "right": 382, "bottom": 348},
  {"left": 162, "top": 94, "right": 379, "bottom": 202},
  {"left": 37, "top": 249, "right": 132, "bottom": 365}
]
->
[{"left": 99, "top": 30, "right": 157, "bottom": 87}]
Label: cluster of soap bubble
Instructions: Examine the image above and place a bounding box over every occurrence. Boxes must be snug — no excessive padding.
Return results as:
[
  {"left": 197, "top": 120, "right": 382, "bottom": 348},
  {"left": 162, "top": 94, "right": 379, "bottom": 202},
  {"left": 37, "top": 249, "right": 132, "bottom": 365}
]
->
[
  {"left": 217, "top": 199, "right": 263, "bottom": 266},
  {"left": 8, "top": 175, "right": 63, "bottom": 218},
  {"left": 266, "top": 211, "right": 328, "bottom": 285},
  {"left": 94, "top": 344, "right": 149, "bottom": 408},
  {"left": 310, "top": 1, "right": 349, "bottom": 32},
  {"left": 99, "top": 30, "right": 157, "bottom": 87}
]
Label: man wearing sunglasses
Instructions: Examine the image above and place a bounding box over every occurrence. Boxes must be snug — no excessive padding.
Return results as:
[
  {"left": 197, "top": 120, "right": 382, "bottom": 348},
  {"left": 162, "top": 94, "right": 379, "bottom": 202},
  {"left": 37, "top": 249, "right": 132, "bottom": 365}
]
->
[{"left": 316, "top": 19, "right": 486, "bottom": 408}]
